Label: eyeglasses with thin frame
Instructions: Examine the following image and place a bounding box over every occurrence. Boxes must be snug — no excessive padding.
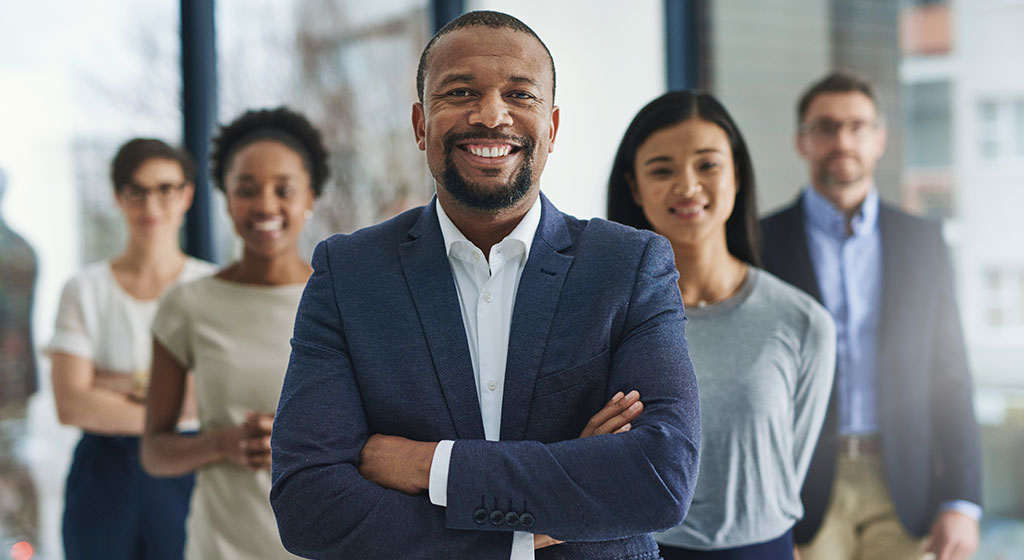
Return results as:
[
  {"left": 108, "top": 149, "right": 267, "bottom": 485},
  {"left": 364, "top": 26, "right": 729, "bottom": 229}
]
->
[
  {"left": 798, "top": 118, "right": 880, "bottom": 140},
  {"left": 119, "top": 182, "right": 188, "bottom": 204}
]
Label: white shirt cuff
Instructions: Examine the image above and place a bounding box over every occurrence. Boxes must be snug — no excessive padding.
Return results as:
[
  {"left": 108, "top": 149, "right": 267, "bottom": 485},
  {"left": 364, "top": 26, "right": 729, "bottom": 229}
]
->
[
  {"left": 510, "top": 531, "right": 535, "bottom": 560},
  {"left": 939, "top": 499, "right": 983, "bottom": 522},
  {"left": 428, "top": 440, "right": 454, "bottom": 507}
]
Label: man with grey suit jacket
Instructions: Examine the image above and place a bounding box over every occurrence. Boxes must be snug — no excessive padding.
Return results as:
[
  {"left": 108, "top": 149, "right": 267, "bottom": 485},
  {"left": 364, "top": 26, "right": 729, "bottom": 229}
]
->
[
  {"left": 762, "top": 72, "right": 982, "bottom": 560},
  {"left": 270, "top": 11, "right": 700, "bottom": 560}
]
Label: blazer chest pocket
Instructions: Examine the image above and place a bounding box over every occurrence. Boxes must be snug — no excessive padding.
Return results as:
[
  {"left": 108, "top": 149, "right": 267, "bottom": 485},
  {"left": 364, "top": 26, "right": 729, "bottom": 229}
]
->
[{"left": 533, "top": 349, "right": 610, "bottom": 398}]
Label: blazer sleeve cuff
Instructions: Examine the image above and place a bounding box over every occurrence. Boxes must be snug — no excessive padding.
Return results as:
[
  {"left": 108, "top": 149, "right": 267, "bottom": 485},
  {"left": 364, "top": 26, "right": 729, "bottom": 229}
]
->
[{"left": 429, "top": 440, "right": 455, "bottom": 507}]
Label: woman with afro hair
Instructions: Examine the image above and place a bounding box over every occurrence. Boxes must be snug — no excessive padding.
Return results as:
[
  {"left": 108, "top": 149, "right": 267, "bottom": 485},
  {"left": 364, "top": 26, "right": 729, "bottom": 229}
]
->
[{"left": 141, "top": 107, "right": 328, "bottom": 559}]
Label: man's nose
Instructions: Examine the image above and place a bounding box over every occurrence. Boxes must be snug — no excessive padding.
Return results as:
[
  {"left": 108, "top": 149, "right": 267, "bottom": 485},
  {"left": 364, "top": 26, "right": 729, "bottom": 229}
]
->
[
  {"left": 834, "top": 124, "right": 858, "bottom": 149},
  {"left": 469, "top": 91, "right": 513, "bottom": 128}
]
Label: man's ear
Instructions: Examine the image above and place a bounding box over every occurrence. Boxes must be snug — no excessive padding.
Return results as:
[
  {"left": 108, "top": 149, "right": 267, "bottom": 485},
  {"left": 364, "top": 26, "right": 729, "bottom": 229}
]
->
[
  {"left": 794, "top": 132, "right": 808, "bottom": 159},
  {"left": 547, "top": 105, "right": 560, "bottom": 153},
  {"left": 412, "top": 102, "right": 427, "bottom": 151}
]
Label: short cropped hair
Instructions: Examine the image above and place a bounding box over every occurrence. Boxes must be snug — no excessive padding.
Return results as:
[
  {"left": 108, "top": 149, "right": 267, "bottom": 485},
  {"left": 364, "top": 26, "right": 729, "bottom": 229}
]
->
[
  {"left": 416, "top": 10, "right": 556, "bottom": 104},
  {"left": 210, "top": 107, "right": 329, "bottom": 197},
  {"left": 797, "top": 71, "right": 880, "bottom": 125},
  {"left": 110, "top": 138, "right": 195, "bottom": 193}
]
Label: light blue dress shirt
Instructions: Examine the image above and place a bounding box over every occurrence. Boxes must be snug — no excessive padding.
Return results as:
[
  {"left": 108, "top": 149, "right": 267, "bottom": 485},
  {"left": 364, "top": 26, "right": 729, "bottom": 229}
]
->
[
  {"left": 802, "top": 186, "right": 882, "bottom": 436},
  {"left": 801, "top": 186, "right": 981, "bottom": 521}
]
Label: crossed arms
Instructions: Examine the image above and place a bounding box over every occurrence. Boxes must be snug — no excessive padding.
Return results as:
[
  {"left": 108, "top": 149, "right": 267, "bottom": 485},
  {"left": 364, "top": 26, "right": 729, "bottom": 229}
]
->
[{"left": 270, "top": 235, "right": 700, "bottom": 559}]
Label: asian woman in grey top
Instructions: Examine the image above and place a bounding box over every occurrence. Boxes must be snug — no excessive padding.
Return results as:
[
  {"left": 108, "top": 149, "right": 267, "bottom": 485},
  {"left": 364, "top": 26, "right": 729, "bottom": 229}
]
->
[{"left": 607, "top": 91, "right": 835, "bottom": 559}]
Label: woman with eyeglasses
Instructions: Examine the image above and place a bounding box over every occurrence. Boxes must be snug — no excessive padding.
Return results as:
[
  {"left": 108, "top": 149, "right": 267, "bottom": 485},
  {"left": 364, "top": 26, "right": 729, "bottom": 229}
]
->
[
  {"left": 46, "top": 138, "right": 215, "bottom": 559},
  {"left": 606, "top": 91, "right": 836, "bottom": 559},
  {"left": 140, "top": 107, "right": 326, "bottom": 559}
]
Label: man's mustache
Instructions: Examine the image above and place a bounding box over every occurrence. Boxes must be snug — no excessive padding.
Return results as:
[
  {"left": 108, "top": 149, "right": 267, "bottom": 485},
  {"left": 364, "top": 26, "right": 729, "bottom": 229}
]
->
[
  {"left": 826, "top": 151, "right": 859, "bottom": 162},
  {"left": 443, "top": 130, "right": 534, "bottom": 153}
]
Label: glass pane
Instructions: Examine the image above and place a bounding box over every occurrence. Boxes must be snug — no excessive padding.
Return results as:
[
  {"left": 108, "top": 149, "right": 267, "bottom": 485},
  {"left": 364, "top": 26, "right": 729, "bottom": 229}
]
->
[
  {"left": 979, "top": 101, "right": 1001, "bottom": 160},
  {"left": 0, "top": 2, "right": 181, "bottom": 558},
  {"left": 904, "top": 81, "right": 952, "bottom": 167},
  {"left": 216, "top": 0, "right": 433, "bottom": 262},
  {"left": 1015, "top": 100, "right": 1024, "bottom": 157},
  {"left": 710, "top": 0, "right": 1024, "bottom": 550}
]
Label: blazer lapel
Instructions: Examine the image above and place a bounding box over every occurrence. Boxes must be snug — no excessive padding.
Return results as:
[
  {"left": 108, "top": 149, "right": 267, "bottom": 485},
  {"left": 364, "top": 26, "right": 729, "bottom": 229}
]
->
[
  {"left": 500, "top": 195, "right": 573, "bottom": 441},
  {"left": 875, "top": 206, "right": 913, "bottom": 429},
  {"left": 783, "top": 199, "right": 824, "bottom": 303},
  {"left": 399, "top": 201, "right": 485, "bottom": 440}
]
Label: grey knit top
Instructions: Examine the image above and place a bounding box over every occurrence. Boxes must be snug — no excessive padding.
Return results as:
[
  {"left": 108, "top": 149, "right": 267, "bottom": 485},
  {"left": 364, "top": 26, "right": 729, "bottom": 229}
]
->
[{"left": 656, "top": 267, "right": 835, "bottom": 550}]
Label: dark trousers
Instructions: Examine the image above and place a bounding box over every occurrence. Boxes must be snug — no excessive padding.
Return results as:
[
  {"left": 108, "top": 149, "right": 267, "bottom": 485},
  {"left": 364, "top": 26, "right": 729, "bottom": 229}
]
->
[
  {"left": 659, "top": 528, "right": 794, "bottom": 560},
  {"left": 63, "top": 433, "right": 193, "bottom": 560}
]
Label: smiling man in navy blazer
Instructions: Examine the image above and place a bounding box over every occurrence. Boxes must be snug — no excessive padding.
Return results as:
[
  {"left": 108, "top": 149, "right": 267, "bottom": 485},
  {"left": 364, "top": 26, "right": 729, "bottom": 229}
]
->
[
  {"left": 762, "top": 72, "right": 982, "bottom": 560},
  {"left": 270, "top": 11, "right": 700, "bottom": 560}
]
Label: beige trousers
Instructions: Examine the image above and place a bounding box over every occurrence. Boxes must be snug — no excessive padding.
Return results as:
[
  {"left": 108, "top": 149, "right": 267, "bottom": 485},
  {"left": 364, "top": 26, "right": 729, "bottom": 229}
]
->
[{"left": 798, "top": 453, "right": 932, "bottom": 560}]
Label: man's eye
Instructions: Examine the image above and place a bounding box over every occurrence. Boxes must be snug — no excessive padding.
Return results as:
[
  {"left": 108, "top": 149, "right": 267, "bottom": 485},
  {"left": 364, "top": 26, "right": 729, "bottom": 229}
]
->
[
  {"left": 447, "top": 89, "right": 472, "bottom": 97},
  {"left": 509, "top": 92, "right": 535, "bottom": 100}
]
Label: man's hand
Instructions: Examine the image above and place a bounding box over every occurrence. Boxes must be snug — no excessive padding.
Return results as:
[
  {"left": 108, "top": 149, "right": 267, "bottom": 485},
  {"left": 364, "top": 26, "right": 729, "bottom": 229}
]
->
[
  {"left": 579, "top": 390, "right": 643, "bottom": 438},
  {"left": 359, "top": 434, "right": 438, "bottom": 495},
  {"left": 924, "top": 510, "right": 979, "bottom": 560}
]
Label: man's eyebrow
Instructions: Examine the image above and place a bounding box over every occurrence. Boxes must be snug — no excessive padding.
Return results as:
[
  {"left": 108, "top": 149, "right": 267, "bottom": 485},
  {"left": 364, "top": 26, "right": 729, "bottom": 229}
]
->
[
  {"left": 509, "top": 75, "right": 541, "bottom": 88},
  {"left": 436, "top": 73, "right": 475, "bottom": 90}
]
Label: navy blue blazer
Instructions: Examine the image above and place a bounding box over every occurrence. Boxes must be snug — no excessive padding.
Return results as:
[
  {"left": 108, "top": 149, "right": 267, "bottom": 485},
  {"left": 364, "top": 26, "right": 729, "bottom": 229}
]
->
[
  {"left": 762, "top": 195, "right": 982, "bottom": 543},
  {"left": 271, "top": 195, "right": 700, "bottom": 559}
]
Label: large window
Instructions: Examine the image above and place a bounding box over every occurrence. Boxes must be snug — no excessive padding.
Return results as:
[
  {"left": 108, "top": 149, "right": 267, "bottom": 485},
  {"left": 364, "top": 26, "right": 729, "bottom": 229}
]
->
[
  {"left": 709, "top": 0, "right": 1024, "bottom": 552},
  {"left": 216, "top": 0, "right": 432, "bottom": 262},
  {"left": 0, "top": 2, "right": 181, "bottom": 557}
]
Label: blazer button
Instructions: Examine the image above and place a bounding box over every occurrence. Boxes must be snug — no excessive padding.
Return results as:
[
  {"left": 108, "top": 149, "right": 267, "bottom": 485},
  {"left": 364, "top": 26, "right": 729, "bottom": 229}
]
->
[
  {"left": 474, "top": 508, "right": 488, "bottom": 524},
  {"left": 490, "top": 510, "right": 505, "bottom": 526},
  {"left": 519, "top": 512, "right": 535, "bottom": 528},
  {"left": 504, "top": 511, "right": 520, "bottom": 526}
]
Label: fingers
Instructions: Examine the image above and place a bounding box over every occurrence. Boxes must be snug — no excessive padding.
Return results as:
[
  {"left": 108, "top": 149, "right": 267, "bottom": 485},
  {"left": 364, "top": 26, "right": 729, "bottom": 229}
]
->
[
  {"left": 580, "top": 390, "right": 642, "bottom": 438},
  {"left": 243, "top": 411, "right": 275, "bottom": 435},
  {"left": 239, "top": 424, "right": 273, "bottom": 471}
]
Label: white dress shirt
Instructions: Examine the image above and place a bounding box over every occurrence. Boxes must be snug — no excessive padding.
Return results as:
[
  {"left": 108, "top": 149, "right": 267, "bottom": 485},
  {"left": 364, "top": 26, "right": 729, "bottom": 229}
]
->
[{"left": 428, "top": 196, "right": 542, "bottom": 560}]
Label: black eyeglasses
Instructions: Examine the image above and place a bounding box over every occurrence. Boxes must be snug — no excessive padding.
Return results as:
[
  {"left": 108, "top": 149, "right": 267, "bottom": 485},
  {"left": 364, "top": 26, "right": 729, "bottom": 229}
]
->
[
  {"left": 798, "top": 119, "right": 880, "bottom": 140},
  {"left": 119, "top": 182, "right": 187, "bottom": 204}
]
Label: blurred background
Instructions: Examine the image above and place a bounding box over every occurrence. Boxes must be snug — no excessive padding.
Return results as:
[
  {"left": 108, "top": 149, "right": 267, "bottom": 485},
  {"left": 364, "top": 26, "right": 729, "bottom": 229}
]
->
[{"left": 0, "top": 0, "right": 1021, "bottom": 558}]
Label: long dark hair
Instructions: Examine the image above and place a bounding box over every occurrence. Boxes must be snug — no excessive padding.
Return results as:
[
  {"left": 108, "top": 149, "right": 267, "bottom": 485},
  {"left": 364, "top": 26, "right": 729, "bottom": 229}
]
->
[{"left": 606, "top": 90, "right": 762, "bottom": 267}]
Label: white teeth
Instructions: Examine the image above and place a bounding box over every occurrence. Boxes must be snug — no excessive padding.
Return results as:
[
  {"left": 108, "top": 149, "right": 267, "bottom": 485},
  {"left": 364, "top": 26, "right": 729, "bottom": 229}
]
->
[
  {"left": 468, "top": 145, "right": 512, "bottom": 158},
  {"left": 252, "top": 219, "right": 283, "bottom": 232}
]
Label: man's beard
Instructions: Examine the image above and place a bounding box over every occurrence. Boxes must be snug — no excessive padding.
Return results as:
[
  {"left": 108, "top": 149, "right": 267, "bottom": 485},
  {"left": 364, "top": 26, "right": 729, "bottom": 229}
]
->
[
  {"left": 817, "top": 151, "right": 864, "bottom": 188},
  {"left": 441, "top": 131, "right": 535, "bottom": 212}
]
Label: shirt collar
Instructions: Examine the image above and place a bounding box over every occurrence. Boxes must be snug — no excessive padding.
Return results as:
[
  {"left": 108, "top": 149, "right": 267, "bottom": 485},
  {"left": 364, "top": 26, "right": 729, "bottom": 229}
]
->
[
  {"left": 436, "top": 195, "right": 542, "bottom": 261},
  {"left": 802, "top": 185, "right": 879, "bottom": 238}
]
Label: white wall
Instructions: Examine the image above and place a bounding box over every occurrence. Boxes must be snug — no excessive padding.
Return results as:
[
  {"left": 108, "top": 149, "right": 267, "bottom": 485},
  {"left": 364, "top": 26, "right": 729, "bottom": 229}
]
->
[{"left": 467, "top": 0, "right": 667, "bottom": 220}]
